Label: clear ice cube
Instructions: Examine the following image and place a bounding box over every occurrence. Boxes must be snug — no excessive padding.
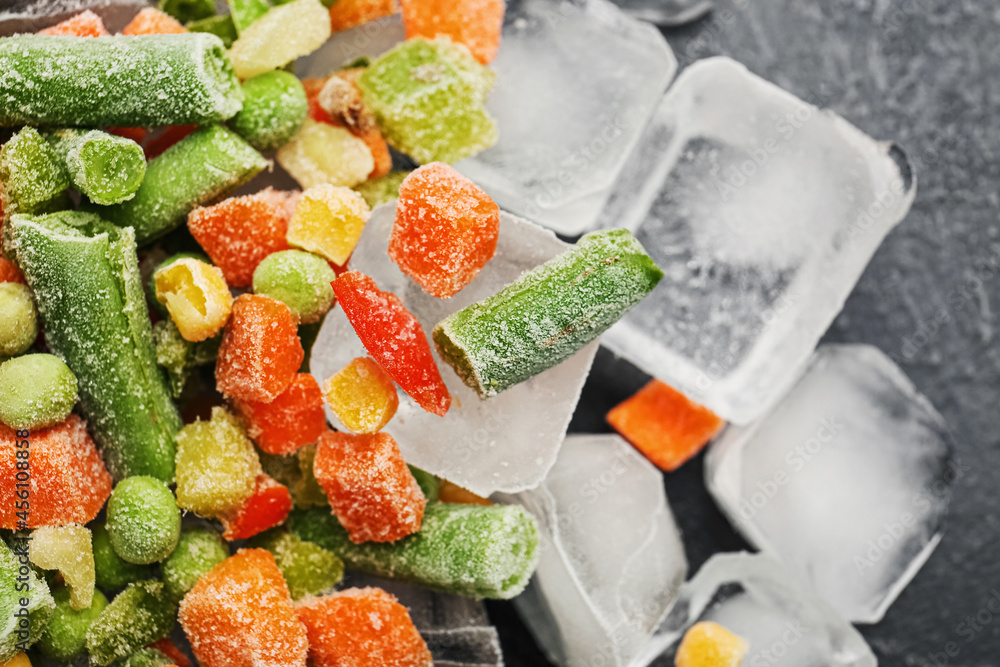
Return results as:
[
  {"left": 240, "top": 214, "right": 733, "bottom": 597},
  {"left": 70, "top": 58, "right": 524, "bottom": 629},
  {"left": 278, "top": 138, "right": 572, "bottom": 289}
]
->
[
  {"left": 310, "top": 203, "right": 598, "bottom": 496},
  {"left": 705, "top": 344, "right": 954, "bottom": 623},
  {"left": 455, "top": 0, "right": 677, "bottom": 236},
  {"left": 599, "top": 57, "right": 916, "bottom": 423},
  {"left": 500, "top": 434, "right": 687, "bottom": 667},
  {"left": 296, "top": 13, "right": 406, "bottom": 79},
  {"left": 638, "top": 552, "right": 876, "bottom": 667},
  {"left": 608, "top": 0, "right": 713, "bottom": 26}
]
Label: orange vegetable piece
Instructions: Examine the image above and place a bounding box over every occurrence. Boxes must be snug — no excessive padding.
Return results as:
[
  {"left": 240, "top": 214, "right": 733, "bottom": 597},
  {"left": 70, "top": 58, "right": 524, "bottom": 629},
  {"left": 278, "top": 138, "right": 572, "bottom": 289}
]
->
[
  {"left": 0, "top": 257, "right": 25, "bottom": 284},
  {"left": 37, "top": 10, "right": 109, "bottom": 36},
  {"left": 296, "top": 587, "right": 432, "bottom": 667},
  {"left": 179, "top": 549, "right": 308, "bottom": 667},
  {"left": 328, "top": 0, "right": 398, "bottom": 32},
  {"left": 606, "top": 379, "right": 725, "bottom": 472},
  {"left": 389, "top": 162, "right": 499, "bottom": 298},
  {"left": 122, "top": 7, "right": 187, "bottom": 35},
  {"left": 188, "top": 188, "right": 298, "bottom": 289},
  {"left": 313, "top": 430, "right": 426, "bottom": 543},
  {"left": 0, "top": 415, "right": 112, "bottom": 529},
  {"left": 148, "top": 638, "right": 191, "bottom": 667},
  {"left": 219, "top": 474, "right": 294, "bottom": 541},
  {"left": 675, "top": 621, "right": 748, "bottom": 667},
  {"left": 216, "top": 294, "right": 304, "bottom": 402},
  {"left": 400, "top": 0, "right": 504, "bottom": 65},
  {"left": 322, "top": 356, "right": 399, "bottom": 434},
  {"left": 333, "top": 271, "right": 450, "bottom": 416},
  {"left": 232, "top": 373, "right": 326, "bottom": 455},
  {"left": 437, "top": 480, "right": 492, "bottom": 506}
]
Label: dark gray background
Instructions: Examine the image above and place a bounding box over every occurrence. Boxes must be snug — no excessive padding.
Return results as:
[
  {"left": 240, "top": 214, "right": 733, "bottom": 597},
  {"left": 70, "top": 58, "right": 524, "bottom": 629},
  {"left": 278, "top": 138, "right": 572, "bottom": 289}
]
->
[{"left": 488, "top": 2, "right": 1000, "bottom": 665}]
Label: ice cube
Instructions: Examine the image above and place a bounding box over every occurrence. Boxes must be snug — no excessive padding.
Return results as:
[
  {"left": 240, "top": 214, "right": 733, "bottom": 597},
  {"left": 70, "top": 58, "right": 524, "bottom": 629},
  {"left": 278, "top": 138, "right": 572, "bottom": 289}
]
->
[
  {"left": 638, "top": 552, "right": 876, "bottom": 667},
  {"left": 0, "top": 0, "right": 150, "bottom": 34},
  {"left": 296, "top": 13, "right": 406, "bottom": 79},
  {"left": 599, "top": 57, "right": 916, "bottom": 424},
  {"left": 342, "top": 571, "right": 503, "bottom": 666},
  {"left": 608, "top": 0, "right": 713, "bottom": 26},
  {"left": 705, "top": 344, "right": 954, "bottom": 623},
  {"left": 454, "top": 0, "right": 677, "bottom": 236},
  {"left": 500, "top": 434, "right": 687, "bottom": 667},
  {"left": 310, "top": 203, "right": 598, "bottom": 496}
]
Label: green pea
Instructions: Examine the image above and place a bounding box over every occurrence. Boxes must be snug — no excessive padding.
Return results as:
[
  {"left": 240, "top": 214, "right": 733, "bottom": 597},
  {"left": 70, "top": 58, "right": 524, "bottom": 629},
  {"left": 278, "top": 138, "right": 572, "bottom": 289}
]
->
[
  {"left": 37, "top": 586, "right": 109, "bottom": 661},
  {"left": 252, "top": 249, "right": 336, "bottom": 324},
  {"left": 0, "top": 353, "right": 77, "bottom": 430},
  {"left": 229, "top": 71, "right": 308, "bottom": 151},
  {"left": 161, "top": 526, "right": 229, "bottom": 602},
  {"left": 0, "top": 282, "right": 37, "bottom": 357},
  {"left": 106, "top": 477, "right": 182, "bottom": 565}
]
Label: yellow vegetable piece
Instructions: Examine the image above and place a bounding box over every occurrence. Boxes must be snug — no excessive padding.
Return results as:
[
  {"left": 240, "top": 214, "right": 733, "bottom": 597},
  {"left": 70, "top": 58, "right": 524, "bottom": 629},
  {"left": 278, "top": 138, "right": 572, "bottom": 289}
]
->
[
  {"left": 228, "top": 0, "right": 332, "bottom": 79},
  {"left": 28, "top": 525, "right": 94, "bottom": 611},
  {"left": 323, "top": 356, "right": 398, "bottom": 434},
  {"left": 154, "top": 258, "right": 234, "bottom": 342},
  {"left": 277, "top": 119, "right": 375, "bottom": 190},
  {"left": 675, "top": 621, "right": 749, "bottom": 667},
  {"left": 175, "top": 406, "right": 261, "bottom": 517},
  {"left": 1, "top": 653, "right": 31, "bottom": 667},
  {"left": 287, "top": 184, "right": 371, "bottom": 265}
]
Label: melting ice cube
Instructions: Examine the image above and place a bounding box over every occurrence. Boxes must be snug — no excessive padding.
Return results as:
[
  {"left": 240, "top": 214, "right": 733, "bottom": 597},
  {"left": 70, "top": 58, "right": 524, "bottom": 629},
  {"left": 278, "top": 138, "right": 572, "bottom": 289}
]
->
[
  {"left": 455, "top": 0, "right": 677, "bottom": 236},
  {"left": 501, "top": 434, "right": 687, "bottom": 667},
  {"left": 599, "top": 57, "right": 916, "bottom": 423},
  {"left": 310, "top": 203, "right": 598, "bottom": 496},
  {"left": 705, "top": 344, "right": 954, "bottom": 623},
  {"left": 638, "top": 552, "right": 876, "bottom": 667}
]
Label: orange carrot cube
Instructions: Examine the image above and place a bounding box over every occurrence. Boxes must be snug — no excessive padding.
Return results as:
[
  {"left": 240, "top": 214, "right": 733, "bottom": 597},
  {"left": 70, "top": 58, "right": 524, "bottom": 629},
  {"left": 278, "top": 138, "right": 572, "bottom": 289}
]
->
[
  {"left": 219, "top": 474, "right": 294, "bottom": 541},
  {"left": 38, "top": 10, "right": 109, "bottom": 36},
  {"left": 232, "top": 373, "right": 327, "bottom": 455},
  {"left": 122, "top": 7, "right": 187, "bottom": 35},
  {"left": 401, "top": 0, "right": 504, "bottom": 64}
]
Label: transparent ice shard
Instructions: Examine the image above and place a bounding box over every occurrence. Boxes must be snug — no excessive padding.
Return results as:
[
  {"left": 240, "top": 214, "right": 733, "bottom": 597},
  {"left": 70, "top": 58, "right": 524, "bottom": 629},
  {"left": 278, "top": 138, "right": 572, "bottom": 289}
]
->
[
  {"left": 609, "top": 0, "right": 712, "bottom": 26},
  {"left": 0, "top": 0, "right": 150, "bottom": 34},
  {"left": 501, "top": 434, "right": 687, "bottom": 667},
  {"left": 637, "top": 552, "right": 876, "bottom": 667},
  {"left": 310, "top": 203, "right": 598, "bottom": 496},
  {"left": 705, "top": 344, "right": 954, "bottom": 623},
  {"left": 455, "top": 0, "right": 677, "bottom": 236},
  {"left": 343, "top": 571, "right": 503, "bottom": 666},
  {"left": 599, "top": 57, "right": 916, "bottom": 424}
]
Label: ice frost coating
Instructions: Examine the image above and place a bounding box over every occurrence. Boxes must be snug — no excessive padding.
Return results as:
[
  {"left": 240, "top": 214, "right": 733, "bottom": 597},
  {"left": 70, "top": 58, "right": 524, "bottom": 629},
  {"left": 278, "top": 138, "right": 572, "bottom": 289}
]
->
[
  {"left": 433, "top": 228, "right": 664, "bottom": 398},
  {"left": 7, "top": 211, "right": 183, "bottom": 483},
  {"left": 0, "top": 33, "right": 242, "bottom": 128}
]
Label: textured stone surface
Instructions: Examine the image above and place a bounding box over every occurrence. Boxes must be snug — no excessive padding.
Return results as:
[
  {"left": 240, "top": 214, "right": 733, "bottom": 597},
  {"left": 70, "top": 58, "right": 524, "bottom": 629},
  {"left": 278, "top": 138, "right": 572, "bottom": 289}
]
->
[{"left": 492, "top": 2, "right": 1000, "bottom": 665}]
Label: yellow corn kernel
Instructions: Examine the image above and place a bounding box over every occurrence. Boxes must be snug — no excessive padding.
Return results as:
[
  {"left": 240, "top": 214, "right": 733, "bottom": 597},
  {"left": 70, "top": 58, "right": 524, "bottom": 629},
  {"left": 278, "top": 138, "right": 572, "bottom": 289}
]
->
[
  {"left": 277, "top": 119, "right": 374, "bottom": 190},
  {"left": 288, "top": 183, "right": 371, "bottom": 265},
  {"left": 154, "top": 258, "right": 234, "bottom": 342},
  {"left": 1, "top": 653, "right": 31, "bottom": 667},
  {"left": 323, "top": 357, "right": 398, "bottom": 434},
  {"left": 28, "top": 525, "right": 95, "bottom": 610},
  {"left": 675, "top": 621, "right": 748, "bottom": 667}
]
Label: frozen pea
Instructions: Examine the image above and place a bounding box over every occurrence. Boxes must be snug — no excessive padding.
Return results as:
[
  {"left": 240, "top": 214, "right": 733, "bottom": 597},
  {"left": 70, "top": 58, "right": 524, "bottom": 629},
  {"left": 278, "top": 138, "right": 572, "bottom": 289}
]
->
[
  {"left": 123, "top": 647, "right": 174, "bottom": 667},
  {"left": 85, "top": 581, "right": 176, "bottom": 666},
  {"left": 37, "top": 586, "right": 108, "bottom": 662},
  {"left": 0, "top": 283, "right": 37, "bottom": 357},
  {"left": 92, "top": 524, "right": 153, "bottom": 592},
  {"left": 252, "top": 249, "right": 336, "bottom": 324},
  {"left": 249, "top": 529, "right": 343, "bottom": 600},
  {"left": 0, "top": 354, "right": 77, "bottom": 430},
  {"left": 106, "top": 477, "right": 182, "bottom": 565},
  {"left": 230, "top": 71, "right": 308, "bottom": 151},
  {"left": 161, "top": 526, "right": 229, "bottom": 602}
]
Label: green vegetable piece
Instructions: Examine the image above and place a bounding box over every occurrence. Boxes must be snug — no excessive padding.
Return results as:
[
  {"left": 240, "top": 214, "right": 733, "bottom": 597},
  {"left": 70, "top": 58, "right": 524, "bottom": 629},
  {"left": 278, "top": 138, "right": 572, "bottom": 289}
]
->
[
  {"left": 37, "top": 586, "right": 108, "bottom": 662},
  {"left": 175, "top": 406, "right": 261, "bottom": 517},
  {"left": 0, "top": 283, "right": 37, "bottom": 358},
  {"left": 160, "top": 0, "right": 216, "bottom": 23},
  {"left": 0, "top": 34, "right": 242, "bottom": 128},
  {"left": 46, "top": 129, "right": 146, "bottom": 206},
  {"left": 186, "top": 14, "right": 239, "bottom": 48},
  {"left": 0, "top": 354, "right": 77, "bottom": 430},
  {"left": 123, "top": 647, "right": 174, "bottom": 667},
  {"left": 0, "top": 537, "right": 55, "bottom": 660},
  {"left": 228, "top": 0, "right": 272, "bottom": 32},
  {"left": 408, "top": 465, "right": 439, "bottom": 503},
  {"left": 358, "top": 38, "right": 497, "bottom": 164},
  {"left": 258, "top": 445, "right": 328, "bottom": 509},
  {"left": 102, "top": 124, "right": 267, "bottom": 245},
  {"left": 230, "top": 71, "right": 308, "bottom": 152},
  {"left": 252, "top": 249, "right": 335, "bottom": 324},
  {"left": 85, "top": 581, "right": 177, "bottom": 666},
  {"left": 248, "top": 529, "right": 343, "bottom": 600},
  {"left": 7, "top": 211, "right": 183, "bottom": 482},
  {"left": 353, "top": 170, "right": 409, "bottom": 209},
  {"left": 161, "top": 527, "right": 229, "bottom": 603},
  {"left": 152, "top": 319, "right": 221, "bottom": 399},
  {"left": 106, "top": 477, "right": 182, "bottom": 565},
  {"left": 92, "top": 525, "right": 153, "bottom": 593},
  {"left": 0, "top": 127, "right": 71, "bottom": 218},
  {"left": 433, "top": 229, "right": 664, "bottom": 398},
  {"left": 289, "top": 502, "right": 540, "bottom": 599}
]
